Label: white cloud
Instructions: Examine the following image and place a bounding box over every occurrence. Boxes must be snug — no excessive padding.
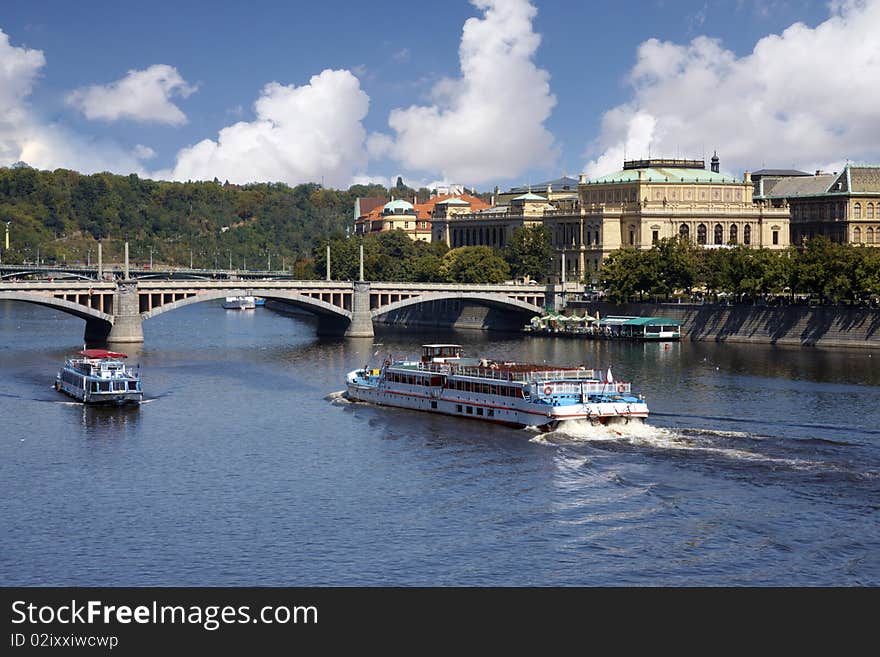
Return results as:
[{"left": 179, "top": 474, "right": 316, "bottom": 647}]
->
[
  {"left": 66, "top": 64, "right": 196, "bottom": 125},
  {"left": 133, "top": 144, "right": 156, "bottom": 160},
  {"left": 0, "top": 28, "right": 45, "bottom": 163},
  {"left": 350, "top": 172, "right": 459, "bottom": 193},
  {"left": 158, "top": 69, "right": 369, "bottom": 187},
  {"left": 0, "top": 27, "right": 147, "bottom": 174},
  {"left": 371, "top": 0, "right": 557, "bottom": 185},
  {"left": 584, "top": 0, "right": 880, "bottom": 177},
  {"left": 17, "top": 125, "right": 148, "bottom": 174}
]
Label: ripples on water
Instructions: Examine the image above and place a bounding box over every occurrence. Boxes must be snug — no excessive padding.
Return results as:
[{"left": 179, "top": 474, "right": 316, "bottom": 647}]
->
[{"left": 0, "top": 300, "right": 878, "bottom": 586}]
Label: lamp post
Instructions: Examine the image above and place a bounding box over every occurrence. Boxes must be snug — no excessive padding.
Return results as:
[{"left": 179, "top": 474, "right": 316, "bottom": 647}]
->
[{"left": 149, "top": 246, "right": 153, "bottom": 270}]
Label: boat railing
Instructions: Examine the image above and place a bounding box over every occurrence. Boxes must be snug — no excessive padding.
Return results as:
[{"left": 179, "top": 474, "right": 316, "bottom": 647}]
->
[
  {"left": 415, "top": 362, "right": 599, "bottom": 383},
  {"left": 537, "top": 381, "right": 631, "bottom": 395}
]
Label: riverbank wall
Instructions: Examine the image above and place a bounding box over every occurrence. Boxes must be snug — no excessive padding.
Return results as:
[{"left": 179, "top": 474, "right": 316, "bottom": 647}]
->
[
  {"left": 568, "top": 301, "right": 880, "bottom": 349},
  {"left": 267, "top": 298, "right": 529, "bottom": 332},
  {"left": 375, "top": 298, "right": 529, "bottom": 331}
]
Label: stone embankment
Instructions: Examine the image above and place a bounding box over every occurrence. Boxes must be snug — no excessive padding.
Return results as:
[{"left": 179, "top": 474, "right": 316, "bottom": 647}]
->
[{"left": 575, "top": 301, "right": 880, "bottom": 349}]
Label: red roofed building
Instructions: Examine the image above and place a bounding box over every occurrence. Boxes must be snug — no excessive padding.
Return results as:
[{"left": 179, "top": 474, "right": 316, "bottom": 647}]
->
[{"left": 354, "top": 193, "right": 492, "bottom": 242}]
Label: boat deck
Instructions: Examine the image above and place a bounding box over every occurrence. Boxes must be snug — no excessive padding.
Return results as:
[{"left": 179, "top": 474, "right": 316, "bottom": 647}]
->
[{"left": 390, "top": 360, "right": 599, "bottom": 383}]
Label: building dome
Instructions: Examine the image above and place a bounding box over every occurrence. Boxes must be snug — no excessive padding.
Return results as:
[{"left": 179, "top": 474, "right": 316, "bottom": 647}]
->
[{"left": 383, "top": 199, "right": 415, "bottom": 214}]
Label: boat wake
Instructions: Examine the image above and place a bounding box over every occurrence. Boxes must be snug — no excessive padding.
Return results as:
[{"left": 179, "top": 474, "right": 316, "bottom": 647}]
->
[
  {"left": 530, "top": 419, "right": 682, "bottom": 445},
  {"left": 326, "top": 390, "right": 353, "bottom": 405},
  {"left": 530, "top": 420, "right": 822, "bottom": 469}
]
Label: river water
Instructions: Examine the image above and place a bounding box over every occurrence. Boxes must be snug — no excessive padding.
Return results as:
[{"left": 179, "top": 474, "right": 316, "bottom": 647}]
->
[{"left": 1, "top": 300, "right": 878, "bottom": 586}]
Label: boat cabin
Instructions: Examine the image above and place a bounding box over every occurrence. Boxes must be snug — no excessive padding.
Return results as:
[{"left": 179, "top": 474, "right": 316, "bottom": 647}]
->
[
  {"left": 596, "top": 316, "right": 683, "bottom": 340},
  {"left": 421, "top": 344, "right": 463, "bottom": 363}
]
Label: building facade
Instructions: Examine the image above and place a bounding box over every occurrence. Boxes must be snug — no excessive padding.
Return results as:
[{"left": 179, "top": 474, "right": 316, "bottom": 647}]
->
[
  {"left": 434, "top": 159, "right": 790, "bottom": 282},
  {"left": 753, "top": 164, "right": 880, "bottom": 246},
  {"left": 354, "top": 193, "right": 490, "bottom": 242}
]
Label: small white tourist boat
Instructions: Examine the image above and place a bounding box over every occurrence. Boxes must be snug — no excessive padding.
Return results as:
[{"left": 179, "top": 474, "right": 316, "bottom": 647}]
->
[
  {"left": 345, "top": 344, "right": 648, "bottom": 429},
  {"left": 222, "top": 295, "right": 256, "bottom": 309},
  {"left": 55, "top": 349, "right": 143, "bottom": 405}
]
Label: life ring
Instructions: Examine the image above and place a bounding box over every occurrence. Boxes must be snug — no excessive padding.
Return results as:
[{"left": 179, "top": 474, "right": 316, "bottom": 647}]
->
[
  {"left": 616, "top": 383, "right": 626, "bottom": 394},
  {"left": 543, "top": 385, "right": 553, "bottom": 395}
]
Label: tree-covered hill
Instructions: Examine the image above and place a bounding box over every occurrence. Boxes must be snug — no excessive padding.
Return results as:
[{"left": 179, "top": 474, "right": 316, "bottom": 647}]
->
[{"left": 0, "top": 165, "right": 391, "bottom": 269}]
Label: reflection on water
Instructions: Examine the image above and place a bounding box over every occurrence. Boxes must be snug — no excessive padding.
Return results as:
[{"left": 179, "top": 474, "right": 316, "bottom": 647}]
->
[
  {"left": 79, "top": 404, "right": 142, "bottom": 432},
  {"left": 0, "top": 300, "right": 878, "bottom": 586}
]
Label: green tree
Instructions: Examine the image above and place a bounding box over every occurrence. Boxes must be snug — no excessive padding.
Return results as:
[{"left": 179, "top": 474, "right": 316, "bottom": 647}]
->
[
  {"left": 441, "top": 246, "right": 510, "bottom": 283},
  {"left": 504, "top": 224, "right": 551, "bottom": 281},
  {"left": 655, "top": 237, "right": 699, "bottom": 298}
]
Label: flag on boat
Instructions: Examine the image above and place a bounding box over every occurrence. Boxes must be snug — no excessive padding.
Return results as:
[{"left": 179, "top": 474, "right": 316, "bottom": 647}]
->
[{"left": 605, "top": 367, "right": 614, "bottom": 383}]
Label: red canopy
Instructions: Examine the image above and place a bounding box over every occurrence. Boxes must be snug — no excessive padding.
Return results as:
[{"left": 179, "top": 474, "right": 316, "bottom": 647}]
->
[{"left": 78, "top": 349, "right": 127, "bottom": 359}]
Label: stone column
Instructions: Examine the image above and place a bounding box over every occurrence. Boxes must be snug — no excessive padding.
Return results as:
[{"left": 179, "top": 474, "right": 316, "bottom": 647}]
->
[
  {"left": 101, "top": 280, "right": 143, "bottom": 343},
  {"left": 345, "top": 281, "right": 374, "bottom": 338}
]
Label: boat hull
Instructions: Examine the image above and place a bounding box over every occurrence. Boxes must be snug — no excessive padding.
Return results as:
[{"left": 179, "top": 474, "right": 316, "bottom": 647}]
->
[{"left": 345, "top": 379, "right": 648, "bottom": 429}]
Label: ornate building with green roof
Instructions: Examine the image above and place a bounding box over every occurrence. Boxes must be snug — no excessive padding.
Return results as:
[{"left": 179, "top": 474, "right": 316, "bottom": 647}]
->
[
  {"left": 433, "top": 157, "right": 790, "bottom": 283},
  {"left": 753, "top": 164, "right": 880, "bottom": 246},
  {"left": 574, "top": 157, "right": 790, "bottom": 278}
]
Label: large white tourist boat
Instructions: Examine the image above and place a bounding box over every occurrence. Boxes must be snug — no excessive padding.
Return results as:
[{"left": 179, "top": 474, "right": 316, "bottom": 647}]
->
[
  {"left": 222, "top": 295, "right": 256, "bottom": 309},
  {"left": 345, "top": 344, "right": 648, "bottom": 429},
  {"left": 55, "top": 349, "right": 143, "bottom": 405}
]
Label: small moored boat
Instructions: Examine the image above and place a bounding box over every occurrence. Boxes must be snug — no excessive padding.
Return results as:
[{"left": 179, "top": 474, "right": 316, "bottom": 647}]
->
[
  {"left": 345, "top": 344, "right": 648, "bottom": 429},
  {"left": 222, "top": 296, "right": 256, "bottom": 309},
  {"left": 55, "top": 349, "right": 143, "bottom": 405}
]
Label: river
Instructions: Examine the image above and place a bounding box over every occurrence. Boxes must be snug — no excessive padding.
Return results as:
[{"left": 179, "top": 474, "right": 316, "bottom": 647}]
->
[{"left": 1, "top": 300, "right": 878, "bottom": 585}]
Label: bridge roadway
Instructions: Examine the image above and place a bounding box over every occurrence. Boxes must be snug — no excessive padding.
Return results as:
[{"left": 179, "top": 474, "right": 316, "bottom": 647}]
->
[{"left": 0, "top": 279, "right": 562, "bottom": 343}]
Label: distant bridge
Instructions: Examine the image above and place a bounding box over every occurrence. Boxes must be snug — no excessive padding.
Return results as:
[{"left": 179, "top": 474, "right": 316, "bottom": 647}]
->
[
  {"left": 0, "top": 263, "right": 291, "bottom": 281},
  {"left": 0, "top": 279, "right": 561, "bottom": 343}
]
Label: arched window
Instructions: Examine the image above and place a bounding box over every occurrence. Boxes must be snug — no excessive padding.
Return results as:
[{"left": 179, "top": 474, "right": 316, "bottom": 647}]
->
[
  {"left": 867, "top": 227, "right": 874, "bottom": 244},
  {"left": 679, "top": 224, "right": 690, "bottom": 240},
  {"left": 868, "top": 203, "right": 875, "bottom": 219},
  {"left": 697, "top": 223, "right": 707, "bottom": 245},
  {"left": 854, "top": 226, "right": 862, "bottom": 243},
  {"left": 854, "top": 203, "right": 862, "bottom": 219},
  {"left": 744, "top": 224, "right": 751, "bottom": 245},
  {"left": 714, "top": 223, "right": 723, "bottom": 245},
  {"left": 729, "top": 224, "right": 738, "bottom": 244}
]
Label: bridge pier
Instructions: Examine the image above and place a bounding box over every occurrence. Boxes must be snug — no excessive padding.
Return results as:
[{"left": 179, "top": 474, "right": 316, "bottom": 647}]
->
[
  {"left": 84, "top": 281, "right": 143, "bottom": 344},
  {"left": 345, "top": 281, "right": 374, "bottom": 338}
]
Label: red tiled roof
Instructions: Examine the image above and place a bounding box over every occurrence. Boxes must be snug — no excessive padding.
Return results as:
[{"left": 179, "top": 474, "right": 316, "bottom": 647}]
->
[
  {"left": 413, "top": 193, "right": 491, "bottom": 219},
  {"left": 356, "top": 197, "right": 388, "bottom": 218}
]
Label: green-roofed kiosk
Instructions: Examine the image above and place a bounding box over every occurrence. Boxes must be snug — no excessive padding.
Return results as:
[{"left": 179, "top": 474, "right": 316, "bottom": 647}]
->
[{"left": 596, "top": 316, "right": 683, "bottom": 340}]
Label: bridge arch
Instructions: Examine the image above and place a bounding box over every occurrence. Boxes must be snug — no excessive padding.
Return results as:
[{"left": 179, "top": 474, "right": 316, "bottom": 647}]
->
[
  {"left": 372, "top": 292, "right": 542, "bottom": 319},
  {"left": 0, "top": 291, "right": 114, "bottom": 324},
  {"left": 140, "top": 289, "right": 352, "bottom": 322}
]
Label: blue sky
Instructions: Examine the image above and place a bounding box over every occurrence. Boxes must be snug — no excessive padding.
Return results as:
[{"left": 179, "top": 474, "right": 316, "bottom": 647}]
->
[{"left": 1, "top": 0, "right": 876, "bottom": 190}]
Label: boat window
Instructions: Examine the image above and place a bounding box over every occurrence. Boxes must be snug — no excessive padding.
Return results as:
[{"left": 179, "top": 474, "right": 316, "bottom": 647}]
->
[
  {"left": 430, "top": 401, "right": 437, "bottom": 409},
  {"left": 476, "top": 407, "right": 484, "bottom": 416},
  {"left": 466, "top": 406, "right": 473, "bottom": 414},
  {"left": 488, "top": 409, "right": 495, "bottom": 417},
  {"left": 456, "top": 404, "right": 462, "bottom": 413}
]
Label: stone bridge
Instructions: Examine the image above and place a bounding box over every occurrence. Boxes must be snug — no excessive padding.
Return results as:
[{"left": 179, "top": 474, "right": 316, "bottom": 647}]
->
[{"left": 0, "top": 279, "right": 558, "bottom": 343}]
